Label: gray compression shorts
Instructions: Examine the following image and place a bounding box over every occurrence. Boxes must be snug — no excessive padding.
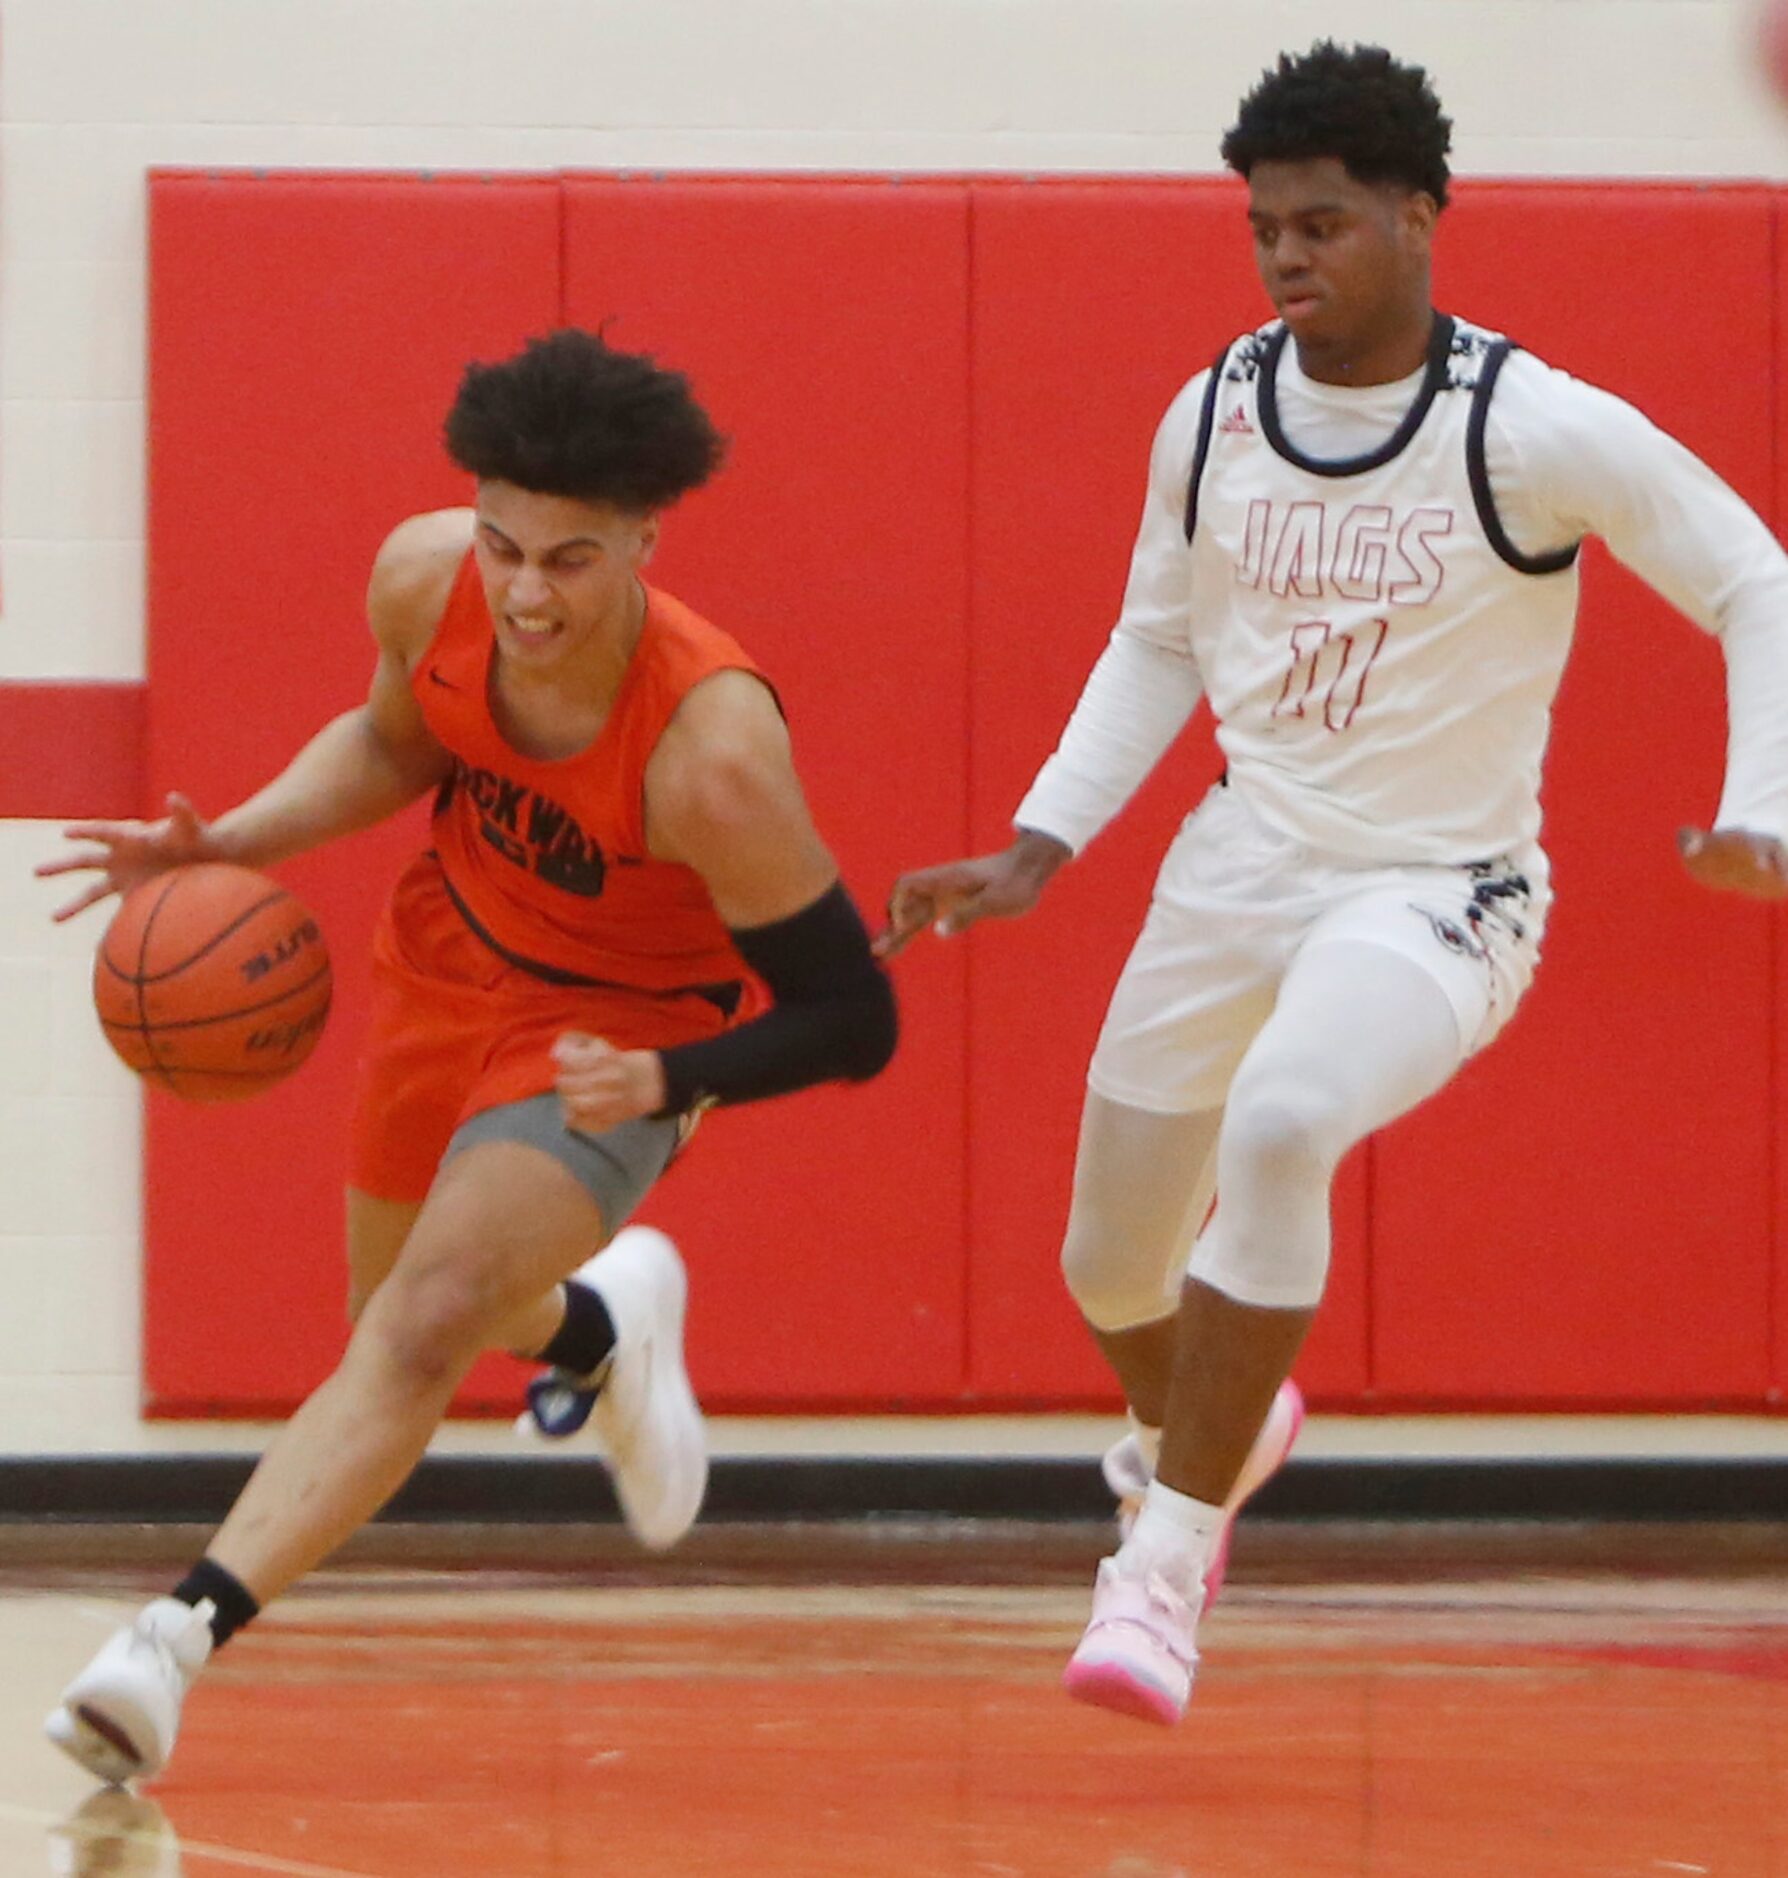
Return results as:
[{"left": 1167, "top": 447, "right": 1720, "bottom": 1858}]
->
[{"left": 443, "top": 1096, "right": 681, "bottom": 1239}]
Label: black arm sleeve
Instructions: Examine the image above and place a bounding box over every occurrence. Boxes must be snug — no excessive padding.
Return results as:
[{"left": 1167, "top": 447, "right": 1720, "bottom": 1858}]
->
[{"left": 655, "top": 881, "right": 898, "bottom": 1114}]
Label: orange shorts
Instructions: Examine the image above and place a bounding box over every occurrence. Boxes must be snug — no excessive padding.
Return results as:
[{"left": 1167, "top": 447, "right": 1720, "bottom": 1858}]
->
[{"left": 348, "top": 853, "right": 719, "bottom": 1203}]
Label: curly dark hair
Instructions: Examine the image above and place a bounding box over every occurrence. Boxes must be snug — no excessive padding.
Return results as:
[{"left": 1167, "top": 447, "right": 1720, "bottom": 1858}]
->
[
  {"left": 1220, "top": 42, "right": 1453, "bottom": 210},
  {"left": 444, "top": 328, "right": 726, "bottom": 510}
]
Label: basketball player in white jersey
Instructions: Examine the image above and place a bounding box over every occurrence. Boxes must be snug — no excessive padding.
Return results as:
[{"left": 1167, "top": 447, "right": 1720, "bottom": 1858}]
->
[{"left": 881, "top": 41, "right": 1788, "bottom": 1726}]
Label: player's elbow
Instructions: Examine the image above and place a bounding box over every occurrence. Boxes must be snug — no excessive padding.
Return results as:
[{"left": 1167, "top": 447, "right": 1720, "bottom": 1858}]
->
[{"left": 842, "top": 965, "right": 899, "bottom": 1082}]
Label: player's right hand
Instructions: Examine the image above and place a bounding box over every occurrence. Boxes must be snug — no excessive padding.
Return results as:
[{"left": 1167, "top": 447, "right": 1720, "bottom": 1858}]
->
[
  {"left": 876, "top": 830, "right": 1071, "bottom": 958},
  {"left": 34, "top": 792, "right": 218, "bottom": 923}
]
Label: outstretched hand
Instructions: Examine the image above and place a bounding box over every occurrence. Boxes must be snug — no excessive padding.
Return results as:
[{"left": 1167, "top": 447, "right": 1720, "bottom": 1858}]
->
[
  {"left": 876, "top": 830, "right": 1072, "bottom": 958},
  {"left": 1678, "top": 826, "right": 1788, "bottom": 901},
  {"left": 33, "top": 792, "right": 219, "bottom": 923}
]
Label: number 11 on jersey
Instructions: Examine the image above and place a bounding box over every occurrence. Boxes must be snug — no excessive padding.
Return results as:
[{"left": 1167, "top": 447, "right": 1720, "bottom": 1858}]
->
[{"left": 1271, "top": 618, "right": 1389, "bottom": 732}]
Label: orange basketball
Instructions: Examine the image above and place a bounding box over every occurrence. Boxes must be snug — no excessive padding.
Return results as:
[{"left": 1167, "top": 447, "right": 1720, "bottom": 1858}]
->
[{"left": 93, "top": 863, "right": 333, "bottom": 1102}]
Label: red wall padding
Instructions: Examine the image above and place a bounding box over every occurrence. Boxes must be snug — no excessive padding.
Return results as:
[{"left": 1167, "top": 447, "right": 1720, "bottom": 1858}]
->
[
  {"left": 1777, "top": 193, "right": 1788, "bottom": 1409},
  {"left": 143, "top": 172, "right": 1786, "bottom": 1414},
  {"left": 145, "top": 174, "right": 563, "bottom": 1413},
  {"left": 1372, "top": 187, "right": 1779, "bottom": 1404}
]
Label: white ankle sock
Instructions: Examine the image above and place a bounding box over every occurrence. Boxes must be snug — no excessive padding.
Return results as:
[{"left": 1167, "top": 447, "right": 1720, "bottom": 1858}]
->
[
  {"left": 1120, "top": 1479, "right": 1226, "bottom": 1594},
  {"left": 1127, "top": 1412, "right": 1162, "bottom": 1474}
]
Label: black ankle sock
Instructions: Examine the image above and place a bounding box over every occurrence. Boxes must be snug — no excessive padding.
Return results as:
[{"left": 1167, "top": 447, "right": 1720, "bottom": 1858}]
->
[
  {"left": 172, "top": 1557, "right": 260, "bottom": 1649},
  {"left": 537, "top": 1279, "right": 617, "bottom": 1378}
]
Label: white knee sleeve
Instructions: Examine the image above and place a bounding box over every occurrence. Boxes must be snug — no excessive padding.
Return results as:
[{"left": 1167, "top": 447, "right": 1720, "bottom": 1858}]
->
[
  {"left": 1187, "top": 1076, "right": 1340, "bottom": 1309},
  {"left": 1058, "top": 1097, "right": 1221, "bottom": 1333},
  {"left": 1188, "top": 940, "right": 1466, "bottom": 1312},
  {"left": 1060, "top": 1223, "right": 1185, "bottom": 1332}
]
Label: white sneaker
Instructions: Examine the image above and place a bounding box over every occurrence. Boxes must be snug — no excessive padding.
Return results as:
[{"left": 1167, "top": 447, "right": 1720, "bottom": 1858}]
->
[
  {"left": 1061, "top": 1555, "right": 1199, "bottom": 1726},
  {"left": 527, "top": 1226, "right": 707, "bottom": 1551},
  {"left": 1100, "top": 1379, "right": 1305, "bottom": 1603},
  {"left": 44, "top": 1597, "right": 214, "bottom": 1785}
]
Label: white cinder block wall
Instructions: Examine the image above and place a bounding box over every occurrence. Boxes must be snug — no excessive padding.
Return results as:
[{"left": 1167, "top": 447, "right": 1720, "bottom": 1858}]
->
[{"left": 2, "top": 0, "right": 1785, "bottom": 1456}]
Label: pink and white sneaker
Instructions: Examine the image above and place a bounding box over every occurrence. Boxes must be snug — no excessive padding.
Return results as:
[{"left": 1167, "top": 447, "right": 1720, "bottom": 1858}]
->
[
  {"left": 1099, "top": 1380, "right": 1306, "bottom": 1602},
  {"left": 1061, "top": 1555, "right": 1199, "bottom": 1726},
  {"left": 1100, "top": 1429, "right": 1153, "bottom": 1538}
]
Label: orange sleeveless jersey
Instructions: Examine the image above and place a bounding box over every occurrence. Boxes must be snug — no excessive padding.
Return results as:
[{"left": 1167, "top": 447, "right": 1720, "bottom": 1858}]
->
[{"left": 410, "top": 552, "right": 768, "bottom": 1050}]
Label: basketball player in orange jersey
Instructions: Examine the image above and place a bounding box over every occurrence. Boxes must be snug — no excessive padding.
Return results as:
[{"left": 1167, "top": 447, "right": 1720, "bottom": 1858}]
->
[
  {"left": 38, "top": 329, "right": 897, "bottom": 1785},
  {"left": 883, "top": 43, "right": 1788, "bottom": 1726}
]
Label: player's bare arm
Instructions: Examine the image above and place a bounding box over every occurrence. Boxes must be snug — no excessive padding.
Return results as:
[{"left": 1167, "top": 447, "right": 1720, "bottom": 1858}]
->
[
  {"left": 36, "top": 510, "right": 466, "bottom": 922},
  {"left": 877, "top": 828, "right": 1072, "bottom": 959},
  {"left": 554, "top": 668, "right": 896, "bottom": 1131},
  {"left": 202, "top": 508, "right": 466, "bottom": 862},
  {"left": 644, "top": 669, "right": 841, "bottom": 926}
]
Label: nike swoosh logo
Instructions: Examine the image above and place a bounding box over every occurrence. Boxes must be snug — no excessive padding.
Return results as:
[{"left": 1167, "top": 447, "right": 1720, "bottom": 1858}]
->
[{"left": 426, "top": 670, "right": 457, "bottom": 690}]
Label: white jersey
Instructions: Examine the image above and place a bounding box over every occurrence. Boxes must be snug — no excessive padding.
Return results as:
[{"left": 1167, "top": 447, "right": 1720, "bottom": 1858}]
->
[
  {"left": 1016, "top": 314, "right": 1788, "bottom": 864},
  {"left": 1191, "top": 316, "right": 1573, "bottom": 861}
]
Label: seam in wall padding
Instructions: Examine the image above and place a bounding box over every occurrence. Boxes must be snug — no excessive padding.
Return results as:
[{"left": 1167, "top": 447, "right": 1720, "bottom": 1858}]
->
[{"left": 558, "top": 176, "right": 971, "bottom": 1404}]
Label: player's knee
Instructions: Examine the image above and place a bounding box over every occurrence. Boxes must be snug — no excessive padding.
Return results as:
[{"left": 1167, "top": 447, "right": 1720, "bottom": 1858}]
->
[
  {"left": 1222, "top": 1075, "right": 1343, "bottom": 1190},
  {"left": 360, "top": 1258, "right": 496, "bottom": 1392},
  {"left": 1190, "top": 1076, "right": 1342, "bottom": 1311},
  {"left": 1059, "top": 1226, "right": 1177, "bottom": 1332}
]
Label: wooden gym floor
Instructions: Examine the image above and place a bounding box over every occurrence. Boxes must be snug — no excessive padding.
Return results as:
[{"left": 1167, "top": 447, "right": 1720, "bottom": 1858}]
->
[{"left": 3, "top": 1519, "right": 1785, "bottom": 1877}]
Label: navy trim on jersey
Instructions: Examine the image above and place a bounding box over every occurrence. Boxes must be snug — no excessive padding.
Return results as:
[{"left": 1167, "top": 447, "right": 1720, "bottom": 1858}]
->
[
  {"left": 432, "top": 856, "right": 744, "bottom": 1016},
  {"left": 1466, "top": 342, "right": 1581, "bottom": 576},
  {"left": 1181, "top": 345, "right": 1230, "bottom": 542},
  {"left": 1257, "top": 314, "right": 1458, "bottom": 479}
]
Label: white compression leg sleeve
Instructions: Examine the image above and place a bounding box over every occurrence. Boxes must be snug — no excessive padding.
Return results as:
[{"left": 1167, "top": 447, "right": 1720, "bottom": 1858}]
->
[
  {"left": 1059, "top": 1093, "right": 1223, "bottom": 1333},
  {"left": 1188, "top": 940, "right": 1467, "bottom": 1311}
]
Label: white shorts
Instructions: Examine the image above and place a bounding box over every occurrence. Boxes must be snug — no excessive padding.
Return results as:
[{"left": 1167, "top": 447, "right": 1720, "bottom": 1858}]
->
[{"left": 1087, "top": 784, "right": 1550, "bottom": 1115}]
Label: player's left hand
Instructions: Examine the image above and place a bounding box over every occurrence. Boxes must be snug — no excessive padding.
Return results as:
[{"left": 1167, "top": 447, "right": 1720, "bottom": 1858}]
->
[
  {"left": 553, "top": 1032, "right": 668, "bottom": 1133},
  {"left": 1677, "top": 826, "right": 1788, "bottom": 900}
]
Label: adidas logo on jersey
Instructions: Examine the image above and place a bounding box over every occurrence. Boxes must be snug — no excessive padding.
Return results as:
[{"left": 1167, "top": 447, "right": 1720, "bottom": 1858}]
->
[{"left": 1219, "top": 405, "right": 1255, "bottom": 436}]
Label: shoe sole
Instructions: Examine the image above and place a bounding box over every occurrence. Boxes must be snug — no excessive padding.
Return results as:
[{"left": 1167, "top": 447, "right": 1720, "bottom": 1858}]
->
[
  {"left": 44, "top": 1702, "right": 150, "bottom": 1786},
  {"left": 1061, "top": 1658, "right": 1184, "bottom": 1726}
]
